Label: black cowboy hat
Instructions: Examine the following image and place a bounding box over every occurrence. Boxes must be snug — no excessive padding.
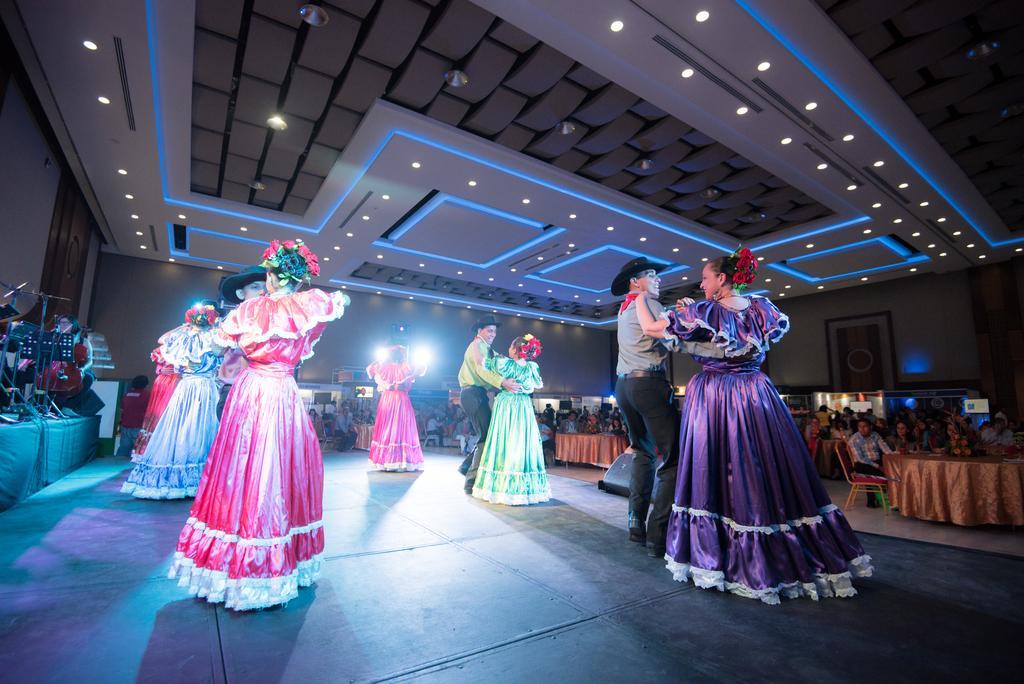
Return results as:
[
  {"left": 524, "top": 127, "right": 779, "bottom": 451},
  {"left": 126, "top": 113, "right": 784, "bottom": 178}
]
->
[
  {"left": 472, "top": 314, "right": 502, "bottom": 333},
  {"left": 610, "top": 257, "right": 670, "bottom": 297},
  {"left": 219, "top": 265, "right": 266, "bottom": 305}
]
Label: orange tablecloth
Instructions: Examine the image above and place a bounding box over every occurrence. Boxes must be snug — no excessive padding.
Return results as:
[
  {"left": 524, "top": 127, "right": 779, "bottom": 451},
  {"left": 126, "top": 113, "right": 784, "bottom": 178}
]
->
[
  {"left": 556, "top": 433, "right": 628, "bottom": 467},
  {"left": 813, "top": 439, "right": 843, "bottom": 479},
  {"left": 884, "top": 452, "right": 1024, "bottom": 526},
  {"left": 354, "top": 424, "right": 373, "bottom": 450}
]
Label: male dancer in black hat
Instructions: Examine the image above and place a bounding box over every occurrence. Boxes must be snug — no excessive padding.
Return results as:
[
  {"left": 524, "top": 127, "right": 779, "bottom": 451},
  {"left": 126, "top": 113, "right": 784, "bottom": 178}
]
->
[
  {"left": 611, "top": 258, "right": 680, "bottom": 557},
  {"left": 215, "top": 265, "right": 266, "bottom": 418},
  {"left": 457, "top": 314, "right": 521, "bottom": 494}
]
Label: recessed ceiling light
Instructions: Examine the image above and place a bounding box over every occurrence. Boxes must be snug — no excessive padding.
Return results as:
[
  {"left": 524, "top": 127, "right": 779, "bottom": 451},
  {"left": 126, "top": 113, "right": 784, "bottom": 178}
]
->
[
  {"left": 780, "top": 137, "right": 792, "bottom": 145},
  {"left": 606, "top": 226, "right": 614, "bottom": 231},
  {"left": 863, "top": 229, "right": 872, "bottom": 234},
  {"left": 569, "top": 214, "right": 576, "bottom": 219},
  {"left": 574, "top": 294, "right": 579, "bottom": 298},
  {"left": 1017, "top": 248, "right": 1023, "bottom": 253},
  {"left": 817, "top": 285, "right": 824, "bottom": 289},
  {"left": 517, "top": 283, "right": 524, "bottom": 287},
  {"left": 872, "top": 202, "right": 882, "bottom": 209},
  {"left": 217, "top": 265, "right": 223, "bottom": 270},
  {"left": 381, "top": 194, "right": 390, "bottom": 200},
  {"left": 893, "top": 218, "right": 902, "bottom": 223},
  {"left": 911, "top": 231, "right": 920, "bottom": 237},
  {"left": 779, "top": 292, "right": 785, "bottom": 297},
  {"left": 568, "top": 243, "right": 575, "bottom": 248},
  {"left": 419, "top": 263, "right": 425, "bottom": 268},
  {"left": 467, "top": 180, "right": 477, "bottom": 187},
  {"left": 411, "top": 162, "right": 421, "bottom": 168},
  {"left": 757, "top": 256, "right": 764, "bottom": 261},
  {"left": 443, "top": 69, "right": 469, "bottom": 87},
  {"left": 131, "top": 214, "right": 139, "bottom": 219},
  {"left": 547, "top": 289, "right": 553, "bottom": 293},
  {"left": 596, "top": 299, "right": 602, "bottom": 303},
  {"left": 927, "top": 243, "right": 936, "bottom": 249},
  {"left": 967, "top": 243, "right": 975, "bottom": 248},
  {"left": 140, "top": 244, "right": 147, "bottom": 250},
  {"left": 701, "top": 257, "right": 708, "bottom": 262},
  {"left": 805, "top": 102, "right": 817, "bottom": 111},
  {"left": 457, "top": 270, "right": 463, "bottom": 275},
  {"left": 510, "top": 268, "right": 517, "bottom": 272},
  {"left": 765, "top": 278, "right": 772, "bottom": 282},
  {"left": 117, "top": 168, "right": 127, "bottom": 175},
  {"left": 376, "top": 254, "right": 383, "bottom": 259},
  {"left": 784, "top": 285, "right": 792, "bottom": 289},
  {"left": 681, "top": 68, "right": 694, "bottom": 78},
  {"left": 898, "top": 182, "right": 909, "bottom": 189},
  {"left": 610, "top": 19, "right": 624, "bottom": 32},
  {"left": 695, "top": 10, "right": 710, "bottom": 22},
  {"left": 682, "top": 276, "right": 688, "bottom": 281},
  {"left": 736, "top": 106, "right": 749, "bottom": 116},
  {"left": 522, "top": 198, "right": 530, "bottom": 204},
  {"left": 537, "top": 256, "right": 544, "bottom": 261},
  {"left": 409, "top": 296, "right": 414, "bottom": 300},
  {"left": 939, "top": 252, "right": 947, "bottom": 257},
  {"left": 816, "top": 163, "right": 828, "bottom": 170},
  {"left": 135, "top": 230, "right": 143, "bottom": 236},
  {"left": 168, "top": 258, "right": 175, "bottom": 262},
  {"left": 805, "top": 243, "right": 814, "bottom": 249},
  {"left": 178, "top": 214, "right": 186, "bottom": 220},
  {"left": 125, "top": 194, "right": 134, "bottom": 199},
  {"left": 333, "top": 245, "right": 340, "bottom": 251},
  {"left": 299, "top": 4, "right": 330, "bottom": 26},
  {"left": 639, "top": 237, "right": 647, "bottom": 242},
  {"left": 909, "top": 268, "right": 917, "bottom": 272},
  {"left": 919, "top": 201, "right": 929, "bottom": 207},
  {"left": 847, "top": 184, "right": 857, "bottom": 191},
  {"left": 672, "top": 247, "right": 679, "bottom": 252},
  {"left": 250, "top": 180, "right": 266, "bottom": 191},
  {"left": 860, "top": 277, "right": 868, "bottom": 281},
  {"left": 240, "top": 226, "right": 248, "bottom": 231},
  {"left": 361, "top": 215, "right": 369, "bottom": 220},
  {"left": 937, "top": 217, "right": 946, "bottom": 222},
  {"left": 266, "top": 115, "right": 288, "bottom": 131},
  {"left": 953, "top": 230, "right": 961, "bottom": 236},
  {"left": 376, "top": 291, "right": 381, "bottom": 295},
  {"left": 97, "top": 96, "right": 110, "bottom": 104},
  {"left": 757, "top": 61, "right": 770, "bottom": 72},
  {"left": 979, "top": 254, "right": 987, "bottom": 259},
  {"left": 842, "top": 134, "right": 854, "bottom": 142},
  {"left": 83, "top": 40, "right": 98, "bottom": 50},
  {"left": 873, "top": 160, "right": 884, "bottom": 167}
]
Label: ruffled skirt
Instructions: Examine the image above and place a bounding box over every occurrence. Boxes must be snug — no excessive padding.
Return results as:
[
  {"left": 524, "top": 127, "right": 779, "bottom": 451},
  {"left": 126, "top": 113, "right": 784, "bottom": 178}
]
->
[
  {"left": 121, "top": 373, "right": 218, "bottom": 499},
  {"left": 368, "top": 389, "right": 423, "bottom": 471},
  {"left": 665, "top": 369, "right": 872, "bottom": 604},
  {"left": 169, "top": 365, "right": 324, "bottom": 611},
  {"left": 473, "top": 392, "right": 550, "bottom": 506},
  {"left": 131, "top": 370, "right": 179, "bottom": 458}
]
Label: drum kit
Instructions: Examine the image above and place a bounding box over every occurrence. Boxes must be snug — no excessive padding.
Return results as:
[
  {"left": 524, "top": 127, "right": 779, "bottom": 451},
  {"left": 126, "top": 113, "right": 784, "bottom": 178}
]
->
[{"left": 1, "top": 278, "right": 87, "bottom": 419}]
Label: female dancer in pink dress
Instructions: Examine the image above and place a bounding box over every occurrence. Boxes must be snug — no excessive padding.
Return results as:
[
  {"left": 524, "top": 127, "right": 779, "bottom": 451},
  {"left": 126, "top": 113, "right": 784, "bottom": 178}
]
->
[
  {"left": 170, "top": 240, "right": 349, "bottom": 611},
  {"left": 366, "top": 345, "right": 426, "bottom": 471},
  {"left": 131, "top": 339, "right": 182, "bottom": 457}
]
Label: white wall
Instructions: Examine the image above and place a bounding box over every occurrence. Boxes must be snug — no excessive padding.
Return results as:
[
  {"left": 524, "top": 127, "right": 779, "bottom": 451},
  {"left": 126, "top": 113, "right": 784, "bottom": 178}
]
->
[{"left": 0, "top": 81, "right": 60, "bottom": 302}]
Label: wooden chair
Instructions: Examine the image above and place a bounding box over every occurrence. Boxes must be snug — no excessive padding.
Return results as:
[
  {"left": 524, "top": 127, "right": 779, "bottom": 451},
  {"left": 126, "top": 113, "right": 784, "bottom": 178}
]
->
[{"left": 834, "top": 441, "right": 893, "bottom": 514}]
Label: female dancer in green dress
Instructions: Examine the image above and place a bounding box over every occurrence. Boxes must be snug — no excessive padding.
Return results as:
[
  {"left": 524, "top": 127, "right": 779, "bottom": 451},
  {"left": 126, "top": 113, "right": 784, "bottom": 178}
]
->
[{"left": 472, "top": 334, "right": 551, "bottom": 506}]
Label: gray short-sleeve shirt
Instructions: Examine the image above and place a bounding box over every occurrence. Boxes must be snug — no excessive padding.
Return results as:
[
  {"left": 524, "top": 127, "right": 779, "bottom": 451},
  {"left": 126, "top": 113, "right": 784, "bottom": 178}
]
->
[{"left": 616, "top": 298, "right": 673, "bottom": 375}]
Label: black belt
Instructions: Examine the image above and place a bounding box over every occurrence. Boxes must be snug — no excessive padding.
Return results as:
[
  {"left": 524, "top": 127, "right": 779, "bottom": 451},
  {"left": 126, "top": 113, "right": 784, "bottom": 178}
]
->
[{"left": 620, "top": 370, "right": 667, "bottom": 379}]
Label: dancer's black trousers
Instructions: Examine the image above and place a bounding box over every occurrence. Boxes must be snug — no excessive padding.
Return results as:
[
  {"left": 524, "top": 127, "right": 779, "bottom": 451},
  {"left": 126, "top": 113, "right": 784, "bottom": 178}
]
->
[
  {"left": 459, "top": 385, "right": 492, "bottom": 488},
  {"left": 614, "top": 374, "right": 680, "bottom": 549}
]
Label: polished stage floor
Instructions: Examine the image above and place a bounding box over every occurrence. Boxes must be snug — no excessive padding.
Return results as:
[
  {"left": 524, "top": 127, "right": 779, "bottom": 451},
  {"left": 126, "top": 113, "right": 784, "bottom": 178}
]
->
[{"left": 1, "top": 449, "right": 1019, "bottom": 683}]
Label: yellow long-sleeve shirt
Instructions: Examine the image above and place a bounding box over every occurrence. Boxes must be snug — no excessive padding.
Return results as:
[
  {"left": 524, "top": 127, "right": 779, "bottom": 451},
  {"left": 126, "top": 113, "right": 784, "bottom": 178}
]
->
[{"left": 457, "top": 338, "right": 505, "bottom": 389}]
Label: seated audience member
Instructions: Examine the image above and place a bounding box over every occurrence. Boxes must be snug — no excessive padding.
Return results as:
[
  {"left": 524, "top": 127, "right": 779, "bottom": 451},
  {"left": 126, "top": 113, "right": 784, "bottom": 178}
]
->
[
  {"left": 560, "top": 411, "right": 579, "bottom": 434},
  {"left": 874, "top": 418, "right": 890, "bottom": 439},
  {"left": 537, "top": 415, "right": 555, "bottom": 465},
  {"left": 846, "top": 419, "right": 892, "bottom": 508},
  {"left": 425, "top": 413, "right": 444, "bottom": 442},
  {"left": 608, "top": 417, "right": 626, "bottom": 436},
  {"left": 830, "top": 419, "right": 849, "bottom": 440},
  {"left": 863, "top": 408, "right": 877, "bottom": 425},
  {"left": 117, "top": 375, "right": 151, "bottom": 457},
  {"left": 335, "top": 407, "right": 357, "bottom": 451},
  {"left": 815, "top": 405, "right": 831, "bottom": 427},
  {"left": 981, "top": 418, "right": 1014, "bottom": 447},
  {"left": 583, "top": 413, "right": 601, "bottom": 435},
  {"left": 309, "top": 408, "right": 324, "bottom": 439},
  {"left": 804, "top": 417, "right": 825, "bottom": 454},
  {"left": 543, "top": 403, "right": 556, "bottom": 426},
  {"left": 886, "top": 420, "right": 918, "bottom": 452}
]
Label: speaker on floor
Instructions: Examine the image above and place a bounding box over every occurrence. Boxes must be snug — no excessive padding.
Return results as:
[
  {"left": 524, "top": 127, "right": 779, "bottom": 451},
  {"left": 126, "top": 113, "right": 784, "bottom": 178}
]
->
[
  {"left": 598, "top": 452, "right": 631, "bottom": 497},
  {"left": 61, "top": 389, "right": 105, "bottom": 416}
]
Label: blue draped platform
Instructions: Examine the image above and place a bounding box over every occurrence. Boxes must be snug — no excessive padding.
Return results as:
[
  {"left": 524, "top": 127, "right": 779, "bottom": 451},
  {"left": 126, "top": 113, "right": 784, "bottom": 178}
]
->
[{"left": 0, "top": 416, "right": 99, "bottom": 511}]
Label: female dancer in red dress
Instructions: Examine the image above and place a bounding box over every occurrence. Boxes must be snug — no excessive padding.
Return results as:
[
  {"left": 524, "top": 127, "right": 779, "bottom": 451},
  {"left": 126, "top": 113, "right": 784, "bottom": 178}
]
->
[
  {"left": 170, "top": 240, "right": 349, "bottom": 610},
  {"left": 366, "top": 345, "right": 427, "bottom": 471},
  {"left": 131, "top": 331, "right": 183, "bottom": 458}
]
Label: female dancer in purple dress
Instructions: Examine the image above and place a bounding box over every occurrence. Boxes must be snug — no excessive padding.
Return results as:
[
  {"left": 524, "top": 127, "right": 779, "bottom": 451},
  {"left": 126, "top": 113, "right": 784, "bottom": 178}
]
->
[{"left": 636, "top": 248, "right": 872, "bottom": 604}]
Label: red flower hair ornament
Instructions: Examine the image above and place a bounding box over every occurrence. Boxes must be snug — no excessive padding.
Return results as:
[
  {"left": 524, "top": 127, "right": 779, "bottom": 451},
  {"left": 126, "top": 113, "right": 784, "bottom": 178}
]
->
[
  {"left": 728, "top": 246, "right": 758, "bottom": 292},
  {"left": 261, "top": 238, "right": 320, "bottom": 284},
  {"left": 515, "top": 334, "right": 543, "bottom": 361},
  {"left": 184, "top": 304, "right": 219, "bottom": 328}
]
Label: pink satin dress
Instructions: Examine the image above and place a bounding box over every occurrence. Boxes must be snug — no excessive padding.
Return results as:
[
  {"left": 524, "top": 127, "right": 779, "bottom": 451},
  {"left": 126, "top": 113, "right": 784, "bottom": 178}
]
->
[
  {"left": 366, "top": 360, "right": 425, "bottom": 471},
  {"left": 132, "top": 344, "right": 181, "bottom": 457},
  {"left": 169, "top": 287, "right": 349, "bottom": 611}
]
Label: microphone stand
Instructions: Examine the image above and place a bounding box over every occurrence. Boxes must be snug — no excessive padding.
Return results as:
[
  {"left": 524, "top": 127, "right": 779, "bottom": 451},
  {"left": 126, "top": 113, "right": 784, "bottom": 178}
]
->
[{"left": 0, "top": 280, "right": 39, "bottom": 418}]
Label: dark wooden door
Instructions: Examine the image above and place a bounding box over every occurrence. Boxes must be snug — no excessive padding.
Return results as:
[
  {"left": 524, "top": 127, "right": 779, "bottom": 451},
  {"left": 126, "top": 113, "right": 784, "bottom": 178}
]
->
[{"left": 837, "top": 324, "right": 883, "bottom": 390}]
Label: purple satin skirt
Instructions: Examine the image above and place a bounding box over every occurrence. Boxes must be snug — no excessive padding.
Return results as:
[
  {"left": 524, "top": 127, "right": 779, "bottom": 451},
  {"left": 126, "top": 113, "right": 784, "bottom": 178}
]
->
[{"left": 665, "top": 367, "right": 872, "bottom": 604}]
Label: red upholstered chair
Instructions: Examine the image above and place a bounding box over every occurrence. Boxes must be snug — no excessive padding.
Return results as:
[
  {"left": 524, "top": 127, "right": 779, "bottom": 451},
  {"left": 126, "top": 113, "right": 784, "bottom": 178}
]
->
[{"left": 835, "top": 441, "right": 893, "bottom": 514}]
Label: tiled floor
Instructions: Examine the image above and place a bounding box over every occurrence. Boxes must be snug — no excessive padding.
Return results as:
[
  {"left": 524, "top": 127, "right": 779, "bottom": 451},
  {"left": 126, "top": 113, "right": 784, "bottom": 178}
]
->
[{"left": 0, "top": 450, "right": 1020, "bottom": 682}]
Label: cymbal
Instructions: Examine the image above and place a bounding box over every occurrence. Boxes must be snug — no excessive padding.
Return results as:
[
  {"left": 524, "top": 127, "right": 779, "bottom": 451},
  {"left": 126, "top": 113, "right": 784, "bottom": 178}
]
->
[{"left": 0, "top": 304, "right": 24, "bottom": 324}]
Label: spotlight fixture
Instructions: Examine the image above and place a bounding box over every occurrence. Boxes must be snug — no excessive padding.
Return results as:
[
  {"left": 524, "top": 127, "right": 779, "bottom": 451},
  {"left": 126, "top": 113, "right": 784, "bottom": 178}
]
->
[
  {"left": 168, "top": 258, "right": 175, "bottom": 262},
  {"left": 568, "top": 214, "right": 576, "bottom": 219},
  {"left": 131, "top": 214, "right": 139, "bottom": 219},
  {"left": 419, "top": 263, "right": 424, "bottom": 268},
  {"left": 140, "top": 245, "right": 147, "bottom": 250},
  {"left": 927, "top": 243, "right": 936, "bottom": 249},
  {"left": 953, "top": 230, "right": 961, "bottom": 236},
  {"left": 381, "top": 194, "right": 390, "bottom": 200},
  {"left": 556, "top": 120, "right": 576, "bottom": 135},
  {"left": 125, "top": 193, "right": 134, "bottom": 199},
  {"left": 83, "top": 40, "right": 97, "bottom": 50},
  {"left": 672, "top": 247, "right": 679, "bottom": 252},
  {"left": 967, "top": 243, "right": 975, "bottom": 248},
  {"left": 217, "top": 266, "right": 223, "bottom": 270},
  {"left": 939, "top": 252, "right": 947, "bottom": 257},
  {"left": 298, "top": 4, "right": 330, "bottom": 26},
  {"left": 97, "top": 96, "right": 110, "bottom": 104},
  {"left": 639, "top": 237, "right": 647, "bottom": 242},
  {"left": 979, "top": 255, "right": 987, "bottom": 259},
  {"left": 117, "top": 168, "right": 127, "bottom": 175},
  {"left": 609, "top": 19, "right": 624, "bottom": 32},
  {"left": 177, "top": 214, "right": 186, "bottom": 220},
  {"left": 919, "top": 201, "right": 929, "bottom": 207},
  {"left": 522, "top": 198, "right": 530, "bottom": 204},
  {"left": 135, "top": 230, "right": 143, "bottom": 236},
  {"left": 966, "top": 40, "right": 1000, "bottom": 60},
  {"left": 333, "top": 245, "right": 340, "bottom": 251},
  {"left": 695, "top": 10, "right": 710, "bottom": 22},
  {"left": 817, "top": 285, "right": 824, "bottom": 289},
  {"left": 266, "top": 115, "right": 288, "bottom": 131},
  {"left": 240, "top": 226, "right": 248, "bottom": 231},
  {"left": 411, "top": 161, "right": 421, "bottom": 168},
  {"left": 842, "top": 134, "right": 854, "bottom": 142},
  {"left": 757, "top": 61, "right": 770, "bottom": 72},
  {"left": 467, "top": 180, "right": 477, "bottom": 187},
  {"left": 443, "top": 69, "right": 469, "bottom": 88},
  {"left": 863, "top": 229, "right": 872, "bottom": 234},
  {"left": 736, "top": 106, "right": 749, "bottom": 116},
  {"left": 568, "top": 243, "right": 575, "bottom": 248},
  {"left": 804, "top": 102, "right": 817, "bottom": 111},
  {"left": 249, "top": 180, "right": 266, "bottom": 191},
  {"left": 637, "top": 158, "right": 654, "bottom": 171},
  {"left": 871, "top": 202, "right": 882, "bottom": 208},
  {"left": 898, "top": 182, "right": 909, "bottom": 189},
  {"left": 361, "top": 215, "right": 370, "bottom": 221},
  {"left": 937, "top": 217, "right": 947, "bottom": 222},
  {"left": 912, "top": 232, "right": 921, "bottom": 237},
  {"left": 699, "top": 187, "right": 721, "bottom": 200},
  {"left": 860, "top": 277, "right": 868, "bottom": 281},
  {"left": 457, "top": 271, "right": 463, "bottom": 275},
  {"left": 873, "top": 160, "right": 884, "bottom": 167},
  {"left": 780, "top": 137, "right": 792, "bottom": 145},
  {"left": 784, "top": 285, "right": 792, "bottom": 289},
  {"left": 681, "top": 68, "right": 694, "bottom": 78},
  {"left": 909, "top": 268, "right": 917, "bottom": 272},
  {"left": 345, "top": 232, "right": 353, "bottom": 237},
  {"left": 606, "top": 225, "right": 614, "bottom": 231},
  {"left": 893, "top": 218, "right": 902, "bottom": 223},
  {"left": 805, "top": 243, "right": 814, "bottom": 249},
  {"left": 846, "top": 184, "right": 858, "bottom": 191},
  {"left": 376, "top": 254, "right": 383, "bottom": 259},
  {"left": 816, "top": 163, "right": 828, "bottom": 170}
]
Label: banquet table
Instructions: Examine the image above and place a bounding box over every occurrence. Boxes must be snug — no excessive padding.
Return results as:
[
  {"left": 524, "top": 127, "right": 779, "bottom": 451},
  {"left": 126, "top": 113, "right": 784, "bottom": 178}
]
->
[
  {"left": 556, "top": 433, "right": 629, "bottom": 467},
  {"left": 813, "top": 439, "right": 843, "bottom": 479},
  {"left": 354, "top": 424, "right": 373, "bottom": 450},
  {"left": 884, "top": 451, "right": 1024, "bottom": 526}
]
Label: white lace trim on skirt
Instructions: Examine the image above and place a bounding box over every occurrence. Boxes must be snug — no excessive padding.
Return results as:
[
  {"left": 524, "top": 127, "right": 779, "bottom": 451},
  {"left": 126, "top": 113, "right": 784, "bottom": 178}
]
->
[
  {"left": 120, "top": 482, "right": 198, "bottom": 499},
  {"left": 372, "top": 461, "right": 423, "bottom": 472},
  {"left": 665, "top": 553, "right": 873, "bottom": 605},
  {"left": 169, "top": 552, "right": 321, "bottom": 611},
  {"left": 672, "top": 503, "right": 840, "bottom": 534},
  {"left": 182, "top": 516, "right": 323, "bottom": 547},
  {"left": 472, "top": 487, "right": 552, "bottom": 506}
]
